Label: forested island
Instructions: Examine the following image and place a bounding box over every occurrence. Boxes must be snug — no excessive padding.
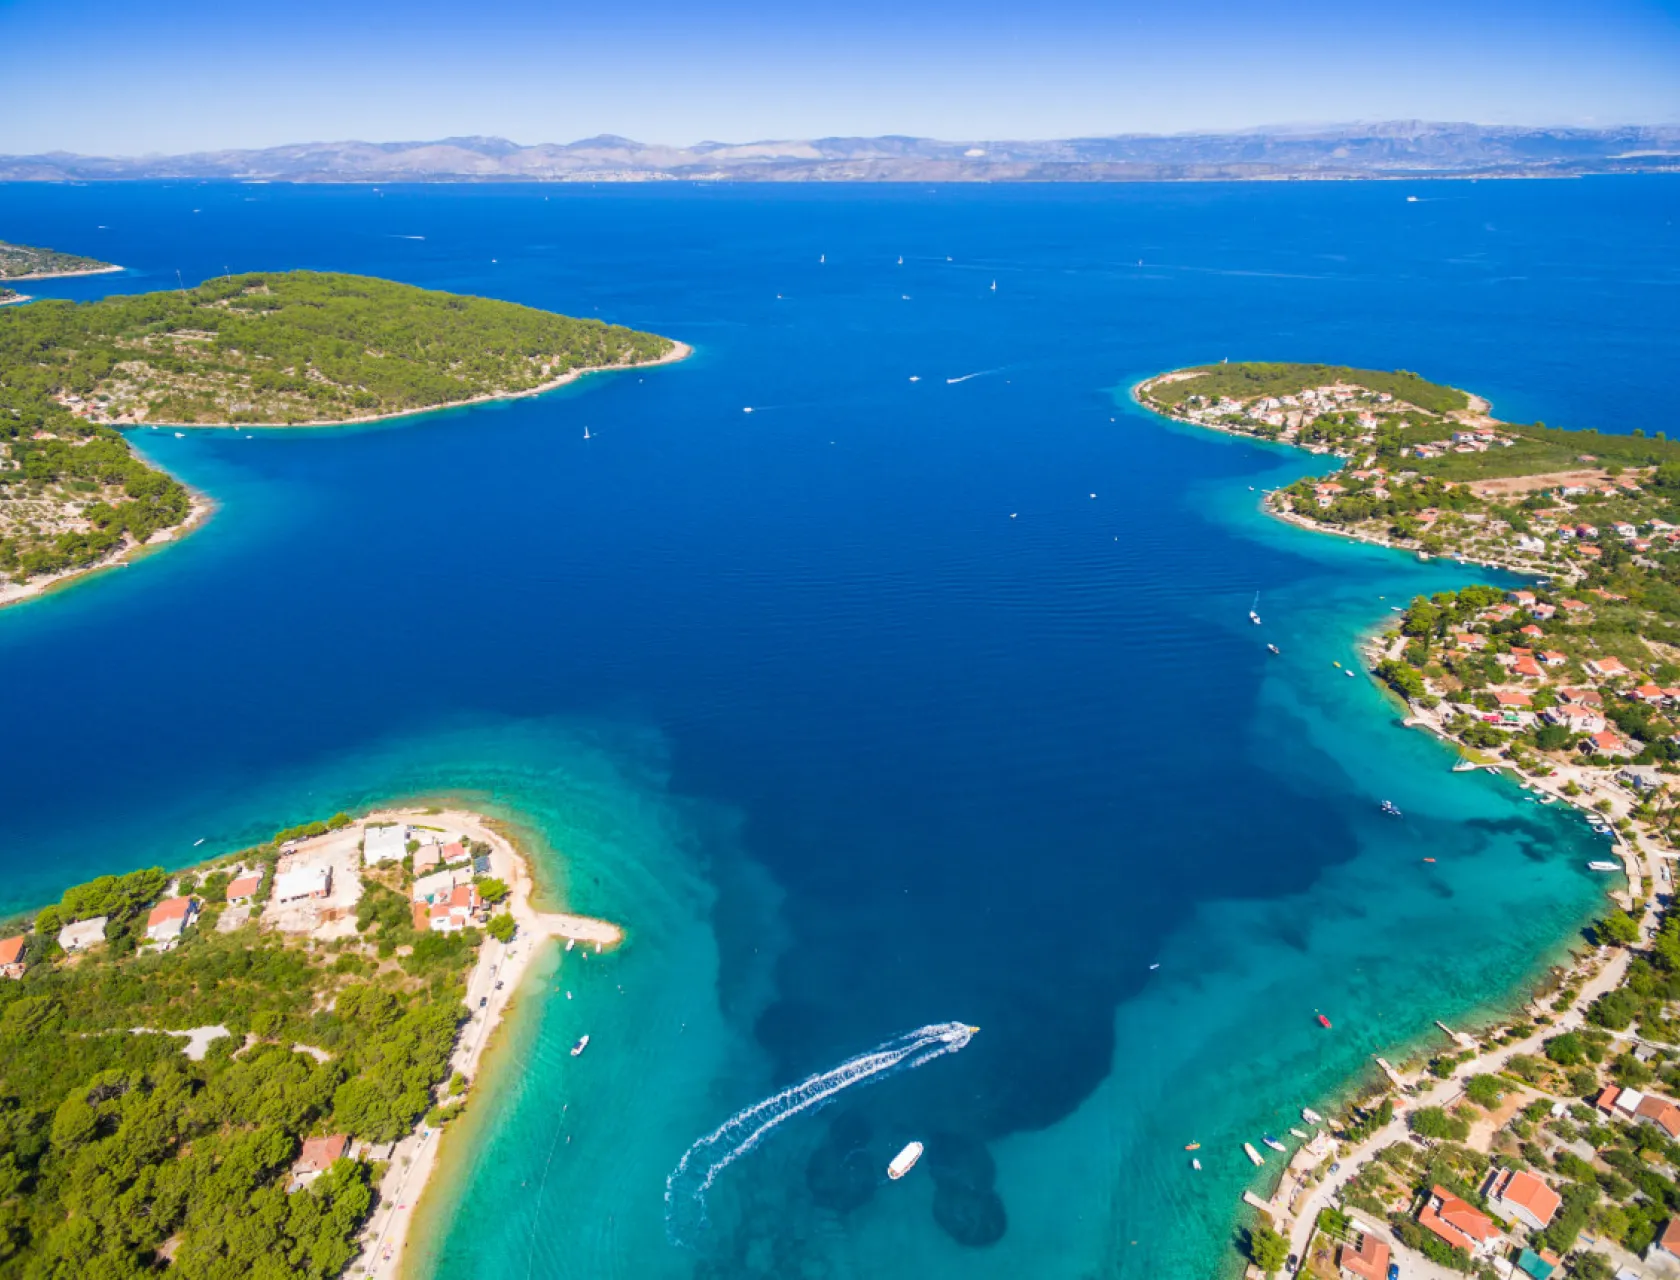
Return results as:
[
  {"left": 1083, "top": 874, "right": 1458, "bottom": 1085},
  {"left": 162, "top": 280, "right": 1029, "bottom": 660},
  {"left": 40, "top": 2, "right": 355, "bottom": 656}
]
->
[
  {"left": 0, "top": 240, "right": 117, "bottom": 281},
  {"left": 1140, "top": 362, "right": 1680, "bottom": 1280},
  {"left": 0, "top": 271, "right": 682, "bottom": 602}
]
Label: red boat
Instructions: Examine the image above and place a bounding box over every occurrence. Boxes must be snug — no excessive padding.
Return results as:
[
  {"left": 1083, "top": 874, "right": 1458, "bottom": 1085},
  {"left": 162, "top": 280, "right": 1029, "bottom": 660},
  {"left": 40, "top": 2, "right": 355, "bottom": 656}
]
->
[{"left": 1317, "top": 1014, "right": 1332, "bottom": 1030}]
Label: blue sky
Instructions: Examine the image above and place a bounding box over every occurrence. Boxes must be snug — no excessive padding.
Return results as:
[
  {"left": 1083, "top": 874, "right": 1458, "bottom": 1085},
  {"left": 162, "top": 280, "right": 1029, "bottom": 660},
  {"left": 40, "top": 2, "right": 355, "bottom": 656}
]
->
[{"left": 3, "top": 0, "right": 1678, "bottom": 153}]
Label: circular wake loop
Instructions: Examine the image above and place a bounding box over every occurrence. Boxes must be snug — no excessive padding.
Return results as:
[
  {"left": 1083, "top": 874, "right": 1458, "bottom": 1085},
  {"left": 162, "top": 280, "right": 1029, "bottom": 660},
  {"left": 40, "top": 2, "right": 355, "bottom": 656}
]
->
[{"left": 664, "top": 1021, "right": 977, "bottom": 1245}]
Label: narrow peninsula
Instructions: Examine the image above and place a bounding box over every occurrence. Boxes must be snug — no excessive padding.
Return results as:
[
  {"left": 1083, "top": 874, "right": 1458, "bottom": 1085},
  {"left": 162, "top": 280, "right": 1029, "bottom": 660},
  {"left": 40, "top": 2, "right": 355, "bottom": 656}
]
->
[
  {"left": 0, "top": 805, "right": 618, "bottom": 1279},
  {"left": 0, "top": 270, "right": 684, "bottom": 605},
  {"left": 1140, "top": 363, "right": 1680, "bottom": 1280},
  {"left": 0, "top": 238, "right": 119, "bottom": 283}
]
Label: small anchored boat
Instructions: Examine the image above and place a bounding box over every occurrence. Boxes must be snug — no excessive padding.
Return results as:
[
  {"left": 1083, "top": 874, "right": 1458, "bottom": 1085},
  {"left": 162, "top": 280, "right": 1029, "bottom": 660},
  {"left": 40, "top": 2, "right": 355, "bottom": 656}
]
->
[
  {"left": 1244, "top": 1142, "right": 1265, "bottom": 1166},
  {"left": 887, "top": 1141, "right": 924, "bottom": 1180},
  {"left": 1301, "top": 1107, "right": 1323, "bottom": 1124},
  {"left": 1317, "top": 1013, "right": 1332, "bottom": 1030},
  {"left": 1267, "top": 643, "right": 1280, "bottom": 655},
  {"left": 1587, "top": 861, "right": 1621, "bottom": 872},
  {"left": 570, "top": 1034, "right": 589, "bottom": 1057},
  {"left": 1262, "top": 1135, "right": 1287, "bottom": 1153},
  {"left": 1184, "top": 1142, "right": 1201, "bottom": 1151},
  {"left": 1191, "top": 1157, "right": 1202, "bottom": 1170}
]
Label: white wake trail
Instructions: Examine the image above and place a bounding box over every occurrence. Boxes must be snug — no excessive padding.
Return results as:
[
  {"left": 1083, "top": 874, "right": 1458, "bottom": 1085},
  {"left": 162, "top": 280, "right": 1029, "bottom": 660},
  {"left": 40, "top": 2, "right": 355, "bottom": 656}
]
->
[
  {"left": 664, "top": 1021, "right": 976, "bottom": 1244},
  {"left": 945, "top": 369, "right": 996, "bottom": 384}
]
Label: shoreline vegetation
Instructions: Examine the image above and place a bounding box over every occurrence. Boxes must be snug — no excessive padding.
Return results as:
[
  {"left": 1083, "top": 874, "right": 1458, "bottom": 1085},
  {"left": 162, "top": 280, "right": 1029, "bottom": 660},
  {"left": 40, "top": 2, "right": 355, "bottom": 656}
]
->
[
  {"left": 0, "top": 239, "right": 120, "bottom": 283},
  {"left": 0, "top": 802, "right": 619, "bottom": 1280},
  {"left": 1138, "top": 363, "right": 1680, "bottom": 1280},
  {"left": 0, "top": 270, "right": 684, "bottom": 608}
]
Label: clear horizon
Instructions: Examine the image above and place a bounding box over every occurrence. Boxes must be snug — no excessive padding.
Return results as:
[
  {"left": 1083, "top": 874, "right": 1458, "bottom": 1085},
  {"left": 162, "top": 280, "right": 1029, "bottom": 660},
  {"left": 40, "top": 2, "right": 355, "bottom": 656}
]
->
[{"left": 3, "top": 0, "right": 1677, "bottom": 154}]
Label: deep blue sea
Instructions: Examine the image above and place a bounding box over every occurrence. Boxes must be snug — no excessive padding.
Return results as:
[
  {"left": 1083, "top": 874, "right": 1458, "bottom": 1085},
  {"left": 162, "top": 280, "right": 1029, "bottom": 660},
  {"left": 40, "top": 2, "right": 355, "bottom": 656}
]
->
[{"left": 2, "top": 178, "right": 1677, "bottom": 1278}]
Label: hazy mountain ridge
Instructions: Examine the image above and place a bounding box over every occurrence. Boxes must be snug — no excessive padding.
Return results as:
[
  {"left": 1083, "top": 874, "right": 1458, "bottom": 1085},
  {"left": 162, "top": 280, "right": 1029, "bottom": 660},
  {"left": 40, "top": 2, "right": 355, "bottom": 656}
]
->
[{"left": 5, "top": 122, "right": 1678, "bottom": 182}]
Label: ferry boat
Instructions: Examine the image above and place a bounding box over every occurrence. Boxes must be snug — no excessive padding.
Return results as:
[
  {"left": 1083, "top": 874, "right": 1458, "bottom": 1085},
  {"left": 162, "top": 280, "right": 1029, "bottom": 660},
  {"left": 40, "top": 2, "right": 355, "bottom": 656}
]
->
[
  {"left": 1587, "top": 861, "right": 1621, "bottom": 872},
  {"left": 887, "top": 1141, "right": 924, "bottom": 1180},
  {"left": 1244, "top": 1142, "right": 1265, "bottom": 1166},
  {"left": 1262, "top": 1135, "right": 1287, "bottom": 1153},
  {"left": 570, "top": 1034, "right": 589, "bottom": 1057},
  {"left": 1301, "top": 1107, "right": 1323, "bottom": 1124}
]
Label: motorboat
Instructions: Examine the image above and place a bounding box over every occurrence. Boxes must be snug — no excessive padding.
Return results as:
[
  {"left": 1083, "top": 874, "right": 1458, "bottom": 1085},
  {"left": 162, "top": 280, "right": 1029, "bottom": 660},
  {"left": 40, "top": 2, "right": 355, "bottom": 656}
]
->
[
  {"left": 1267, "top": 644, "right": 1280, "bottom": 655},
  {"left": 887, "top": 1141, "right": 924, "bottom": 1180},
  {"left": 1380, "top": 800, "right": 1402, "bottom": 818},
  {"left": 570, "top": 1034, "right": 589, "bottom": 1057},
  {"left": 1317, "top": 1014, "right": 1332, "bottom": 1030},
  {"left": 1244, "top": 1142, "right": 1265, "bottom": 1166},
  {"left": 1262, "top": 1135, "right": 1287, "bottom": 1153},
  {"left": 1301, "top": 1107, "right": 1323, "bottom": 1124},
  {"left": 1587, "top": 861, "right": 1621, "bottom": 872}
]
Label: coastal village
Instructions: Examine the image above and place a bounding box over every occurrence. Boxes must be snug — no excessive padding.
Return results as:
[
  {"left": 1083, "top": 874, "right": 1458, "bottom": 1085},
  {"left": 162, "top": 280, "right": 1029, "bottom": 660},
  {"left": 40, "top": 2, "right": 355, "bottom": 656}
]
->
[
  {"left": 1140, "top": 365, "right": 1680, "bottom": 1280},
  {"left": 0, "top": 807, "right": 619, "bottom": 1277}
]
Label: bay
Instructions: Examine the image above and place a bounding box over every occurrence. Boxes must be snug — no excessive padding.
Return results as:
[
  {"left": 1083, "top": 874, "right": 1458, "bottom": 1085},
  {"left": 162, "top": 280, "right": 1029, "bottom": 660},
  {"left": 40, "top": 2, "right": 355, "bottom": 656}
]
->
[{"left": 2, "top": 176, "right": 1674, "bottom": 1276}]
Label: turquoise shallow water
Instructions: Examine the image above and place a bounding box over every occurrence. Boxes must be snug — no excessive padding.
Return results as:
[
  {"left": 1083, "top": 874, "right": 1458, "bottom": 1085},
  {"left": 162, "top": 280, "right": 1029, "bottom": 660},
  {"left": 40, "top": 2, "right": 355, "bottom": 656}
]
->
[{"left": 1, "top": 179, "right": 1671, "bottom": 1276}]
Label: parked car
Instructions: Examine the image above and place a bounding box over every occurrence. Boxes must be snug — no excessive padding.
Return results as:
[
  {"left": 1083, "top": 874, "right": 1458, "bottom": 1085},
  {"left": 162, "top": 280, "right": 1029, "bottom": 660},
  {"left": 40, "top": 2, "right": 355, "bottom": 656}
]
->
[{"left": 1387, "top": 1263, "right": 1400, "bottom": 1280}]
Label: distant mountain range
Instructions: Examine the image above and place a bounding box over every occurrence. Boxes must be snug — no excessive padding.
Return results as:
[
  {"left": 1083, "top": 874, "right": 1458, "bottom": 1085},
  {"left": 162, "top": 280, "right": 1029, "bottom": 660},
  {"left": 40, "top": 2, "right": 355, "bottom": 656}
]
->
[{"left": 5, "top": 122, "right": 1679, "bottom": 183}]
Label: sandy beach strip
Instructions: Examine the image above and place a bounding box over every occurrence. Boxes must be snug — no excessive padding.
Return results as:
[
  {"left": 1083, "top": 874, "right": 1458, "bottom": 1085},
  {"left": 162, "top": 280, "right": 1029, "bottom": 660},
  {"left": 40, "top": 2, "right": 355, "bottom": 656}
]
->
[
  {"left": 154, "top": 339, "right": 693, "bottom": 431},
  {"left": 0, "top": 264, "right": 125, "bottom": 282},
  {"left": 350, "top": 807, "right": 620, "bottom": 1280}
]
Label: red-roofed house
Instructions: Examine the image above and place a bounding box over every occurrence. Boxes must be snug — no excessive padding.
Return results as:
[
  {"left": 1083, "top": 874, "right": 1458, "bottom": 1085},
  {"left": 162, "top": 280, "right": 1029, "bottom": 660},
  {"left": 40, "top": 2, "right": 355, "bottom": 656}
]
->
[
  {"left": 225, "top": 874, "right": 261, "bottom": 906},
  {"left": 1514, "top": 657, "right": 1544, "bottom": 679},
  {"left": 290, "top": 1134, "right": 348, "bottom": 1189},
  {"left": 0, "top": 936, "right": 25, "bottom": 980},
  {"left": 1540, "top": 651, "right": 1567, "bottom": 667},
  {"left": 1560, "top": 599, "right": 1591, "bottom": 614},
  {"left": 1596, "top": 1086, "right": 1680, "bottom": 1138},
  {"left": 1508, "top": 590, "right": 1537, "bottom": 607},
  {"left": 145, "top": 896, "right": 198, "bottom": 944},
  {"left": 1419, "top": 1186, "right": 1500, "bottom": 1257},
  {"left": 1337, "top": 1227, "right": 1391, "bottom": 1280},
  {"left": 1486, "top": 1167, "right": 1562, "bottom": 1230},
  {"left": 1586, "top": 656, "right": 1631, "bottom": 679},
  {"left": 1590, "top": 730, "right": 1632, "bottom": 757},
  {"left": 1560, "top": 687, "right": 1603, "bottom": 707},
  {"left": 1455, "top": 633, "right": 1486, "bottom": 651},
  {"left": 1519, "top": 624, "right": 1545, "bottom": 639},
  {"left": 1648, "top": 1217, "right": 1680, "bottom": 1269},
  {"left": 1632, "top": 684, "right": 1667, "bottom": 703},
  {"left": 1494, "top": 690, "right": 1532, "bottom": 708}
]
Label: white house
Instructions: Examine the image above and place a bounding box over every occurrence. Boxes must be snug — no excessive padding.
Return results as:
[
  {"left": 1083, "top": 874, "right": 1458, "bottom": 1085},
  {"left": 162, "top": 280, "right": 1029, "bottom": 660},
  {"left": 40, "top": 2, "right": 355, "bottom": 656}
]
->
[
  {"left": 362, "top": 824, "right": 409, "bottom": 865},
  {"left": 58, "top": 916, "right": 109, "bottom": 952},
  {"left": 412, "top": 867, "right": 472, "bottom": 904},
  {"left": 274, "top": 865, "right": 332, "bottom": 903}
]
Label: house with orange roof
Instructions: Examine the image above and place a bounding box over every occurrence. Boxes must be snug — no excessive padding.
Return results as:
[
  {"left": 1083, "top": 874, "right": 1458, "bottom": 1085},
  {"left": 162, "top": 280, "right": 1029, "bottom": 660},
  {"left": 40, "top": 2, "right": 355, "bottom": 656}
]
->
[
  {"left": 1455, "top": 632, "right": 1486, "bottom": 651},
  {"left": 1559, "top": 687, "right": 1603, "bottom": 706},
  {"left": 1559, "top": 598, "right": 1590, "bottom": 614},
  {"left": 1486, "top": 1167, "right": 1561, "bottom": 1231},
  {"left": 0, "top": 936, "right": 26, "bottom": 980},
  {"left": 1513, "top": 656, "right": 1544, "bottom": 679},
  {"left": 1648, "top": 1217, "right": 1680, "bottom": 1269},
  {"left": 1595, "top": 1085, "right": 1680, "bottom": 1138},
  {"left": 1518, "top": 624, "right": 1545, "bottom": 639},
  {"left": 225, "top": 873, "right": 261, "bottom": 906},
  {"left": 1508, "top": 590, "right": 1537, "bottom": 608},
  {"left": 289, "top": 1134, "right": 348, "bottom": 1190},
  {"left": 1589, "top": 730, "right": 1633, "bottom": 757},
  {"left": 1336, "top": 1227, "right": 1390, "bottom": 1280},
  {"left": 1585, "top": 656, "right": 1631, "bottom": 679},
  {"left": 1418, "top": 1185, "right": 1500, "bottom": 1257},
  {"left": 145, "top": 896, "right": 198, "bottom": 945},
  {"left": 1540, "top": 651, "right": 1567, "bottom": 667},
  {"left": 1631, "top": 684, "right": 1667, "bottom": 703},
  {"left": 1494, "top": 690, "right": 1531, "bottom": 709}
]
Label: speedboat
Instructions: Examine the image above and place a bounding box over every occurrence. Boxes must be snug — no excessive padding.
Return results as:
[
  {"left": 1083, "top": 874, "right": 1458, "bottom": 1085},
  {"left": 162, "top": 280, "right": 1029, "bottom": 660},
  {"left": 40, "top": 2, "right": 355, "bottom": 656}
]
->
[
  {"left": 570, "top": 1034, "right": 589, "bottom": 1057},
  {"left": 1267, "top": 644, "right": 1280, "bottom": 655},
  {"left": 1262, "top": 1135, "right": 1287, "bottom": 1153},
  {"left": 1192, "top": 1157, "right": 1202, "bottom": 1170},
  {"left": 1244, "top": 1142, "right": 1265, "bottom": 1166},
  {"left": 887, "top": 1141, "right": 923, "bottom": 1180},
  {"left": 1587, "top": 861, "right": 1620, "bottom": 872}
]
